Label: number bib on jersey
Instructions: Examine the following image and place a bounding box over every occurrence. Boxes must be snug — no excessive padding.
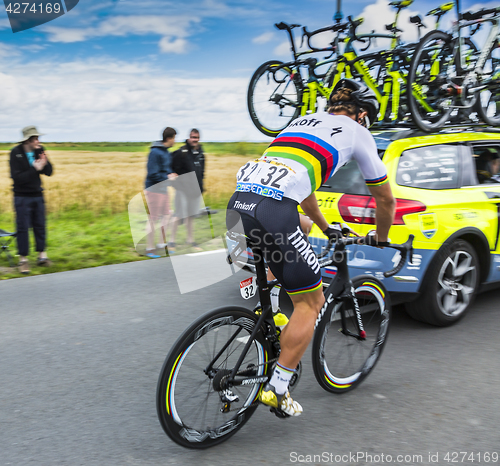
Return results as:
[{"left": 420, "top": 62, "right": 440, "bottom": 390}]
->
[{"left": 235, "top": 159, "right": 295, "bottom": 201}]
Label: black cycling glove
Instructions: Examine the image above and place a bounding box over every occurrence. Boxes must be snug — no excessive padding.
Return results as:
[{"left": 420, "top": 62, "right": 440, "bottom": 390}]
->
[
  {"left": 364, "top": 232, "right": 390, "bottom": 247},
  {"left": 322, "top": 223, "right": 343, "bottom": 241}
]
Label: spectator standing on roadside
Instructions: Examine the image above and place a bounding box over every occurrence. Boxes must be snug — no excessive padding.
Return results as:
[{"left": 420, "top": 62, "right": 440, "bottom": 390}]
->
[
  {"left": 144, "top": 127, "right": 178, "bottom": 258},
  {"left": 9, "top": 126, "right": 53, "bottom": 274},
  {"left": 170, "top": 129, "right": 205, "bottom": 252}
]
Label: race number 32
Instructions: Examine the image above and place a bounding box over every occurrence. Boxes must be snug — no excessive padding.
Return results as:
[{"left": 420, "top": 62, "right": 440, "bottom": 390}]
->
[{"left": 240, "top": 277, "right": 257, "bottom": 299}]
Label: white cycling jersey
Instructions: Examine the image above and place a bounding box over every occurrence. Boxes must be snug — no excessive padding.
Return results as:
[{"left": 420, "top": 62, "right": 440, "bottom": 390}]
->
[{"left": 236, "top": 114, "right": 388, "bottom": 203}]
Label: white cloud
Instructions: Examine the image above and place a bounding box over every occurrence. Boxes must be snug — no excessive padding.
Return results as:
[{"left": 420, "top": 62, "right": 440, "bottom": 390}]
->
[
  {"left": 252, "top": 32, "right": 274, "bottom": 44},
  {"left": 19, "top": 44, "right": 47, "bottom": 52},
  {"left": 0, "top": 43, "right": 20, "bottom": 59},
  {"left": 159, "top": 37, "right": 188, "bottom": 54},
  {"left": 42, "top": 15, "right": 200, "bottom": 54},
  {"left": 273, "top": 40, "right": 291, "bottom": 57},
  {"left": 43, "top": 28, "right": 89, "bottom": 43},
  {"left": 0, "top": 58, "right": 267, "bottom": 142},
  {"left": 357, "top": 0, "right": 420, "bottom": 44}
]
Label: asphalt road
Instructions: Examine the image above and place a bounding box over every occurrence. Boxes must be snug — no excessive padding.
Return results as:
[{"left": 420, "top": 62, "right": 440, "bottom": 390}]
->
[{"left": 1, "top": 258, "right": 499, "bottom": 466}]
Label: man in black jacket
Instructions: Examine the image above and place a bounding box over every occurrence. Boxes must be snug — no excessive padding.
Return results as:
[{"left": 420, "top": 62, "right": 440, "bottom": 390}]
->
[
  {"left": 170, "top": 129, "right": 205, "bottom": 251},
  {"left": 9, "top": 126, "right": 53, "bottom": 274}
]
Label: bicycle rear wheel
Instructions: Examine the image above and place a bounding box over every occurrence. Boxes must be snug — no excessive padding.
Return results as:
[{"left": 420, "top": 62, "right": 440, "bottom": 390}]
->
[
  {"left": 476, "top": 45, "right": 500, "bottom": 126},
  {"left": 247, "top": 60, "right": 303, "bottom": 137},
  {"left": 311, "top": 276, "right": 390, "bottom": 394},
  {"left": 156, "top": 306, "right": 272, "bottom": 448},
  {"left": 408, "top": 30, "right": 457, "bottom": 132}
]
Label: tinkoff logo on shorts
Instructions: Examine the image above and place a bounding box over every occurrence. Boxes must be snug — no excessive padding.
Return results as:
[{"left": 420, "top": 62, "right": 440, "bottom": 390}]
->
[
  {"left": 235, "top": 182, "right": 284, "bottom": 201},
  {"left": 4, "top": 0, "right": 79, "bottom": 33}
]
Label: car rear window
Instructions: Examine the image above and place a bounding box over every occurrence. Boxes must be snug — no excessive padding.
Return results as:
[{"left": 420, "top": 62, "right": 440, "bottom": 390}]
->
[
  {"left": 320, "top": 160, "right": 370, "bottom": 195},
  {"left": 396, "top": 145, "right": 461, "bottom": 189}
]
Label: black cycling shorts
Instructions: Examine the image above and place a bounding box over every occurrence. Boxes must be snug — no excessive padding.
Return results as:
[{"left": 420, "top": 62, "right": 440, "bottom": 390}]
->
[{"left": 226, "top": 192, "right": 322, "bottom": 295}]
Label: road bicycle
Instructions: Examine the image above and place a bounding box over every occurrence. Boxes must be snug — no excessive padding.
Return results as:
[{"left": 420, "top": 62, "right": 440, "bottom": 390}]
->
[
  {"left": 156, "top": 230, "right": 414, "bottom": 448},
  {"left": 408, "top": 3, "right": 500, "bottom": 131},
  {"left": 247, "top": 0, "right": 455, "bottom": 137}
]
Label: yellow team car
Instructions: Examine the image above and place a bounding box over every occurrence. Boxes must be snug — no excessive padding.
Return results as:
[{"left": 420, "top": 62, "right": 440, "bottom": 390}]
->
[{"left": 308, "top": 126, "right": 500, "bottom": 326}]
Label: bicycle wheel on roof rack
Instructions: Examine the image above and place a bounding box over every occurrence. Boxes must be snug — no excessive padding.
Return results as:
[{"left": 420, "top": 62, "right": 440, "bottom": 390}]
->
[
  {"left": 475, "top": 45, "right": 500, "bottom": 126},
  {"left": 247, "top": 60, "right": 303, "bottom": 138},
  {"left": 408, "top": 30, "right": 458, "bottom": 132}
]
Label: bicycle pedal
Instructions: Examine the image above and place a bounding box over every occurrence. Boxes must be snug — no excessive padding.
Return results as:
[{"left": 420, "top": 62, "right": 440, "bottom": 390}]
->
[{"left": 270, "top": 407, "right": 290, "bottom": 419}]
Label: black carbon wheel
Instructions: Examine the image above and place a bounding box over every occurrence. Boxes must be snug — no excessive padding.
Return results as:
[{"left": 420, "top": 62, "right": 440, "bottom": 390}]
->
[
  {"left": 156, "top": 306, "right": 272, "bottom": 448},
  {"left": 311, "top": 275, "right": 391, "bottom": 394}
]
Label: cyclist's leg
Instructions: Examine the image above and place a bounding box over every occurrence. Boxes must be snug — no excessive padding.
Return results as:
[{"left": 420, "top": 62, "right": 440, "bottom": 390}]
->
[
  {"left": 265, "top": 214, "right": 314, "bottom": 320},
  {"left": 278, "top": 287, "right": 324, "bottom": 369},
  {"left": 256, "top": 209, "right": 322, "bottom": 415},
  {"left": 260, "top": 286, "right": 323, "bottom": 416}
]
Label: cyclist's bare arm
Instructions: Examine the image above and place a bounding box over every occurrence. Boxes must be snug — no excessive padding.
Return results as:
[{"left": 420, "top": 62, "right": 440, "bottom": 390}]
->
[
  {"left": 368, "top": 183, "right": 395, "bottom": 243},
  {"left": 300, "top": 193, "right": 329, "bottom": 232},
  {"left": 299, "top": 213, "right": 313, "bottom": 235},
  {"left": 349, "top": 124, "right": 395, "bottom": 243}
]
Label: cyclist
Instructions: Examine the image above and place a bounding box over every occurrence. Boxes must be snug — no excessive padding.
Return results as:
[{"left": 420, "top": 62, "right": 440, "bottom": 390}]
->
[{"left": 226, "top": 79, "right": 396, "bottom": 417}]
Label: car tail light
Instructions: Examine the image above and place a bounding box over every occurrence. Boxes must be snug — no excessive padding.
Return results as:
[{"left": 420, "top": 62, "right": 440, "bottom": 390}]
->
[{"left": 338, "top": 194, "right": 426, "bottom": 225}]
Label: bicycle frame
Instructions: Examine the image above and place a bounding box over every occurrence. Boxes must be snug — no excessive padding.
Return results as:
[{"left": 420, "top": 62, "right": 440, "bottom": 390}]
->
[
  {"left": 216, "top": 240, "right": 364, "bottom": 389},
  {"left": 315, "top": 241, "right": 365, "bottom": 338},
  {"left": 328, "top": 40, "right": 433, "bottom": 121},
  {"left": 205, "top": 244, "right": 279, "bottom": 390},
  {"left": 455, "top": 15, "right": 500, "bottom": 88}
]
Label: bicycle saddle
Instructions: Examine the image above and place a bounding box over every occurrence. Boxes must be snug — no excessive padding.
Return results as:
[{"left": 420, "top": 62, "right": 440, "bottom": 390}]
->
[
  {"left": 389, "top": 0, "right": 414, "bottom": 9},
  {"left": 426, "top": 2, "right": 454, "bottom": 16},
  {"left": 275, "top": 22, "right": 301, "bottom": 30}
]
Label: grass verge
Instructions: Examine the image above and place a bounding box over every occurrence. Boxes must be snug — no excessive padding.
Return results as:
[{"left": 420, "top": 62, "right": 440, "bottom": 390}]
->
[{"left": 0, "top": 207, "right": 229, "bottom": 279}]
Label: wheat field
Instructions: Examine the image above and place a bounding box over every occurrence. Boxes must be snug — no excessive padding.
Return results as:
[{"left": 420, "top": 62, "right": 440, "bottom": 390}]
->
[{"left": 0, "top": 149, "right": 255, "bottom": 215}]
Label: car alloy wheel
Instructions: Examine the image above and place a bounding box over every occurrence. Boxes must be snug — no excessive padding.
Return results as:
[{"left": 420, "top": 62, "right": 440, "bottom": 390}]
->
[
  {"left": 436, "top": 249, "right": 477, "bottom": 318},
  {"left": 405, "top": 239, "right": 480, "bottom": 326}
]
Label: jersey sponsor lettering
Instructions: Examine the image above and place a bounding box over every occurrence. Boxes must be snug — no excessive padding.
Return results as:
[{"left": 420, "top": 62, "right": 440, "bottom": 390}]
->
[
  {"left": 233, "top": 200, "right": 257, "bottom": 211},
  {"left": 235, "top": 182, "right": 284, "bottom": 200},
  {"left": 288, "top": 117, "right": 322, "bottom": 128}
]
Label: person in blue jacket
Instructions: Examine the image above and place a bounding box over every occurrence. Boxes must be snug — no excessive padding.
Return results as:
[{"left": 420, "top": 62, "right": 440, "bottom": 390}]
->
[{"left": 144, "top": 127, "right": 178, "bottom": 257}]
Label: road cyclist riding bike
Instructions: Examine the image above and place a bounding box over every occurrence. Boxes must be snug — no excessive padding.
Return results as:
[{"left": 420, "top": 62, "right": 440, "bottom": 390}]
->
[{"left": 226, "top": 78, "right": 396, "bottom": 417}]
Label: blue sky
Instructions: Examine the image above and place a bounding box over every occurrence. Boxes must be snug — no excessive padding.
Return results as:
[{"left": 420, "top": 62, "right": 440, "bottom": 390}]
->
[{"left": 0, "top": 0, "right": 495, "bottom": 142}]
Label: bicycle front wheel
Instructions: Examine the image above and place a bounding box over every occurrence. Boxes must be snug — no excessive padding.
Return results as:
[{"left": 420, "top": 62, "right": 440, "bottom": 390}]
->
[
  {"left": 408, "top": 30, "right": 457, "bottom": 132},
  {"left": 311, "top": 276, "right": 390, "bottom": 394},
  {"left": 247, "top": 60, "right": 303, "bottom": 137},
  {"left": 476, "top": 46, "right": 500, "bottom": 126},
  {"left": 156, "top": 306, "right": 272, "bottom": 449}
]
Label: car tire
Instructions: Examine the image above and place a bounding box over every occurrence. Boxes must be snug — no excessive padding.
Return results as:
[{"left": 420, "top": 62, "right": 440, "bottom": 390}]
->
[{"left": 404, "top": 240, "right": 480, "bottom": 327}]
